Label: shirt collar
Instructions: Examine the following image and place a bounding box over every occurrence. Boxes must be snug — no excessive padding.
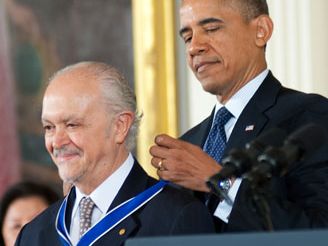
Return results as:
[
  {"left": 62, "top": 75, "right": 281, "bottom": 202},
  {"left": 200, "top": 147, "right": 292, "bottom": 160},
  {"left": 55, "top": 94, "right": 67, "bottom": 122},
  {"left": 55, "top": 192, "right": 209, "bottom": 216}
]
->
[
  {"left": 215, "top": 69, "right": 269, "bottom": 119},
  {"left": 73, "top": 153, "right": 134, "bottom": 215}
]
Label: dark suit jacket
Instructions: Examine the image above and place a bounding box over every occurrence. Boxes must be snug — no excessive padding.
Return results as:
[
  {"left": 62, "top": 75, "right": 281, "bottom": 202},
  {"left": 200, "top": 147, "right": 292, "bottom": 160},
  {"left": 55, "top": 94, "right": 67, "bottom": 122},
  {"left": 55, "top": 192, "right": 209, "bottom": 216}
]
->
[
  {"left": 15, "top": 161, "right": 215, "bottom": 246},
  {"left": 181, "top": 71, "right": 328, "bottom": 232}
]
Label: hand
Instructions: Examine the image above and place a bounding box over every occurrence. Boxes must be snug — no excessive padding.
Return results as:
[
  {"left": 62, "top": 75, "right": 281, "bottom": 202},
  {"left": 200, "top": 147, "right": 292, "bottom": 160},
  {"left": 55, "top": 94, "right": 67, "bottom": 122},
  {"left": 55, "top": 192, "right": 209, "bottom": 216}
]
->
[{"left": 150, "top": 134, "right": 222, "bottom": 192}]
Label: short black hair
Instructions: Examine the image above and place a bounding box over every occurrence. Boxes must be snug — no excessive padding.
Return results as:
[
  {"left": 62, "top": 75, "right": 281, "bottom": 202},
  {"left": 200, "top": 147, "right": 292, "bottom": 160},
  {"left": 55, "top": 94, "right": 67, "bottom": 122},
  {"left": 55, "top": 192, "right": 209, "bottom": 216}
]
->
[
  {"left": 231, "top": 0, "right": 269, "bottom": 22},
  {"left": 0, "top": 181, "right": 60, "bottom": 245}
]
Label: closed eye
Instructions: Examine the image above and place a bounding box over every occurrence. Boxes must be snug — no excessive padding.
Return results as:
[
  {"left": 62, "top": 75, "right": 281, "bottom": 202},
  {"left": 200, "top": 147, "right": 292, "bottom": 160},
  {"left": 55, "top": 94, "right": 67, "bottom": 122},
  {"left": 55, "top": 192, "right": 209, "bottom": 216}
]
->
[
  {"left": 200, "top": 17, "right": 224, "bottom": 34},
  {"left": 183, "top": 35, "right": 192, "bottom": 44},
  {"left": 67, "top": 123, "right": 78, "bottom": 129},
  {"left": 205, "top": 26, "right": 221, "bottom": 33}
]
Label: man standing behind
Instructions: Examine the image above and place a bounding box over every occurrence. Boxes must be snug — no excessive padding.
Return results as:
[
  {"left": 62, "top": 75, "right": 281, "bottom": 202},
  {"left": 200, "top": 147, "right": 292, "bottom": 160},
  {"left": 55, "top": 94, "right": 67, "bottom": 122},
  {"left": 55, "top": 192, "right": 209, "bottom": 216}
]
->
[
  {"left": 150, "top": 0, "right": 328, "bottom": 232},
  {"left": 16, "top": 62, "right": 214, "bottom": 246}
]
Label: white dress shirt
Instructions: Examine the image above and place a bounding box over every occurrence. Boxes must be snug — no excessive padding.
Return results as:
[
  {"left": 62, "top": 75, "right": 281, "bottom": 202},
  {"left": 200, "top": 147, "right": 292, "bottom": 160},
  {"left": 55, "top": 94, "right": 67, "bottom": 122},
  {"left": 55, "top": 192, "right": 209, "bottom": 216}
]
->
[
  {"left": 210, "top": 69, "right": 269, "bottom": 223},
  {"left": 69, "top": 153, "right": 134, "bottom": 245}
]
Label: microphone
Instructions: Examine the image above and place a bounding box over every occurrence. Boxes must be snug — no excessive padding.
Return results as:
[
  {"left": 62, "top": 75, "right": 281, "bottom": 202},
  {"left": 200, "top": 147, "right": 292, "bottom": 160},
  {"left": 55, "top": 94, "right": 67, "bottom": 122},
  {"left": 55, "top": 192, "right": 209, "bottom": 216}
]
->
[
  {"left": 208, "top": 127, "right": 287, "bottom": 182},
  {"left": 247, "top": 123, "right": 327, "bottom": 185},
  {"left": 206, "top": 127, "right": 287, "bottom": 203}
]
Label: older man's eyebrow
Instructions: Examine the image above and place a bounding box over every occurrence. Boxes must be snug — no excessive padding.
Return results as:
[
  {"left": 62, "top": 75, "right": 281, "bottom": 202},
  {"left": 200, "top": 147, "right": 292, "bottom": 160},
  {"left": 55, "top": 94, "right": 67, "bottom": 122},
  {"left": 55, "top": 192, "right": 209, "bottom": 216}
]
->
[
  {"left": 41, "top": 118, "right": 50, "bottom": 125},
  {"left": 179, "top": 17, "right": 223, "bottom": 37}
]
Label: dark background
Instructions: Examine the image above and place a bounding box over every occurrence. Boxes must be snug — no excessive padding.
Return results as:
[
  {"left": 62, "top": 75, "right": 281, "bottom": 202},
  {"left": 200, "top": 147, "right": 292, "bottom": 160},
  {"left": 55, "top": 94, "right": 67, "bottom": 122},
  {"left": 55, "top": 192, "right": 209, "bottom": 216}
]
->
[{"left": 5, "top": 0, "right": 134, "bottom": 190}]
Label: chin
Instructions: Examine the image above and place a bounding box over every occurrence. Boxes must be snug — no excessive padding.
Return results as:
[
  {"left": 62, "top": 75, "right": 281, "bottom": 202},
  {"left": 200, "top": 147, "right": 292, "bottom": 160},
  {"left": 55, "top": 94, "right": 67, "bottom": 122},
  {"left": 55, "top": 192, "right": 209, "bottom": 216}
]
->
[
  {"left": 59, "top": 170, "right": 79, "bottom": 184},
  {"left": 200, "top": 82, "right": 220, "bottom": 95},
  {"left": 199, "top": 76, "right": 228, "bottom": 95}
]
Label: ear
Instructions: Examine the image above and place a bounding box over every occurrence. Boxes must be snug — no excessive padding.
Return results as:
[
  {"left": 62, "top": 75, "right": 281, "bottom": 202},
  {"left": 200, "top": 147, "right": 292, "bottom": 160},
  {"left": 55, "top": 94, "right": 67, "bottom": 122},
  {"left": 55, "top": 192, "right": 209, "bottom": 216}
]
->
[
  {"left": 113, "top": 111, "right": 134, "bottom": 145},
  {"left": 254, "top": 15, "right": 273, "bottom": 48}
]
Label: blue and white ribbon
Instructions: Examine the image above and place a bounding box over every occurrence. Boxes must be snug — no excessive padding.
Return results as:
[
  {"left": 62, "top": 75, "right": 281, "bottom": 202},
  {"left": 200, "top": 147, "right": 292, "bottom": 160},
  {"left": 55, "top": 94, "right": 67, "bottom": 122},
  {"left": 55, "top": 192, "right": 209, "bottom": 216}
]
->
[{"left": 56, "top": 180, "right": 168, "bottom": 246}]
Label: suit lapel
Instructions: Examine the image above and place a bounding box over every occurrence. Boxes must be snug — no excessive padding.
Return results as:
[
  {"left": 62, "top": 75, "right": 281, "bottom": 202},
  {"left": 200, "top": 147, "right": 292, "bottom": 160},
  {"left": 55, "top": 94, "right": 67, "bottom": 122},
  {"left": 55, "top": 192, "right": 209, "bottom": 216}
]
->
[
  {"left": 225, "top": 72, "right": 282, "bottom": 154},
  {"left": 205, "top": 72, "right": 283, "bottom": 228},
  {"left": 94, "top": 160, "right": 152, "bottom": 245},
  {"left": 223, "top": 72, "right": 284, "bottom": 231},
  {"left": 194, "top": 114, "right": 214, "bottom": 148},
  {"left": 65, "top": 188, "right": 76, "bottom": 233},
  {"left": 108, "top": 160, "right": 151, "bottom": 211}
]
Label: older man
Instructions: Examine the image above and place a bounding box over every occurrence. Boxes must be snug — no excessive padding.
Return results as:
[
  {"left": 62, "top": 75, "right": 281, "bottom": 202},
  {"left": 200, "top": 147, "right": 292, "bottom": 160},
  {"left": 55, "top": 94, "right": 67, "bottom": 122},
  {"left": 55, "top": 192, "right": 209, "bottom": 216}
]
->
[{"left": 15, "top": 62, "right": 214, "bottom": 246}]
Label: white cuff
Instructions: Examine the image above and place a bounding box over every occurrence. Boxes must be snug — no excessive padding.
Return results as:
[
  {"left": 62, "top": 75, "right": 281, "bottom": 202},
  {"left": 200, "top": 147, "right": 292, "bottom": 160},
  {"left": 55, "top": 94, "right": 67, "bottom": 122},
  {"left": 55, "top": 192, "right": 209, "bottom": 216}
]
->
[{"left": 213, "top": 178, "right": 242, "bottom": 223}]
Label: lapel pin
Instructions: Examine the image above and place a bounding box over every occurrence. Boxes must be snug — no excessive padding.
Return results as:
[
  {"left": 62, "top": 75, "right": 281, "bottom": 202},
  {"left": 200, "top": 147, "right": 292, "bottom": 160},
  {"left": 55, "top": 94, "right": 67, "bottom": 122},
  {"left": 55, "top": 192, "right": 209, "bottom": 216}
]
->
[{"left": 245, "top": 125, "right": 255, "bottom": 131}]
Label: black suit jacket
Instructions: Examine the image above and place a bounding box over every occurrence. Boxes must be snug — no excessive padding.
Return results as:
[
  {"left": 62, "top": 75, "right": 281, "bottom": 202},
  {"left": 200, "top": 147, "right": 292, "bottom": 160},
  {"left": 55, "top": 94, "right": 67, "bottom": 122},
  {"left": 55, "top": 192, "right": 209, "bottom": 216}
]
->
[
  {"left": 15, "top": 161, "right": 214, "bottom": 245},
  {"left": 181, "top": 71, "right": 328, "bottom": 232}
]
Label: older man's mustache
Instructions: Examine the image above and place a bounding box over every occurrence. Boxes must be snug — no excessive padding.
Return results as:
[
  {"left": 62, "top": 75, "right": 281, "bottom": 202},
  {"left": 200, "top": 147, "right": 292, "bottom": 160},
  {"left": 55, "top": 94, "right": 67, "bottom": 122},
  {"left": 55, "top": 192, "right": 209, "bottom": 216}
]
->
[{"left": 53, "top": 146, "right": 82, "bottom": 158}]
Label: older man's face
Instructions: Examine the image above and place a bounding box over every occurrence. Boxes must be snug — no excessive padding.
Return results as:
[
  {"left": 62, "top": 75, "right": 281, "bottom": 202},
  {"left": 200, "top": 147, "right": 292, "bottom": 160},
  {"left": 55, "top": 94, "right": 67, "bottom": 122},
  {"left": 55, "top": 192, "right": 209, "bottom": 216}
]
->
[{"left": 41, "top": 69, "right": 118, "bottom": 190}]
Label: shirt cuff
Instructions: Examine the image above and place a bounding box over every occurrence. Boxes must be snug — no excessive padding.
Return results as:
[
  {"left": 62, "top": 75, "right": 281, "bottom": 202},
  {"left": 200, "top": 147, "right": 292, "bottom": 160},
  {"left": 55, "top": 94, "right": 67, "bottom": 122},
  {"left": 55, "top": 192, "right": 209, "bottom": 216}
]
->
[{"left": 213, "top": 178, "right": 242, "bottom": 223}]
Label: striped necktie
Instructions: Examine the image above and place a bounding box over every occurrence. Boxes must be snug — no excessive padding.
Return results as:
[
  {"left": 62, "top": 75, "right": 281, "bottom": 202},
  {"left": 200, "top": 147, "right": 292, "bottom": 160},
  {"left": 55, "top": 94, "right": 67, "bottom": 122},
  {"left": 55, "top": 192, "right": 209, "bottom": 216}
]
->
[
  {"left": 203, "top": 107, "right": 233, "bottom": 216},
  {"left": 204, "top": 107, "right": 233, "bottom": 163}
]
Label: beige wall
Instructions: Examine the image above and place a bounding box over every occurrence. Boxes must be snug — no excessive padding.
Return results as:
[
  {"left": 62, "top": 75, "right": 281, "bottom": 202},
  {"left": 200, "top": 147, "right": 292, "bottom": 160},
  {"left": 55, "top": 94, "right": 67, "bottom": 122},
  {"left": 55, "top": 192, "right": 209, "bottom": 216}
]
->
[
  {"left": 311, "top": 0, "right": 328, "bottom": 95},
  {"left": 267, "top": 0, "right": 328, "bottom": 96}
]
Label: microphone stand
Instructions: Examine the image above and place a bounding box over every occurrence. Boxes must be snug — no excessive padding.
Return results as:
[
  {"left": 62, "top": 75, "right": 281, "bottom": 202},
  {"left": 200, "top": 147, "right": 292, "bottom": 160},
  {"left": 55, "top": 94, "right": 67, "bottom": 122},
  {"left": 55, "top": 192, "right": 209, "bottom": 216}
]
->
[
  {"left": 246, "top": 165, "right": 277, "bottom": 232},
  {"left": 249, "top": 183, "right": 274, "bottom": 231}
]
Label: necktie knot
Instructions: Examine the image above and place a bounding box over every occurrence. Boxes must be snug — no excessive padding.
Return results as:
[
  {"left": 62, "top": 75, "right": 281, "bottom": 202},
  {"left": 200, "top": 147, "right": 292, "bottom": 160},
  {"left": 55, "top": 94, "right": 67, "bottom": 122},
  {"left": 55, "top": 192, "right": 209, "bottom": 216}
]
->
[
  {"left": 79, "top": 197, "right": 95, "bottom": 237},
  {"left": 213, "top": 107, "right": 233, "bottom": 128}
]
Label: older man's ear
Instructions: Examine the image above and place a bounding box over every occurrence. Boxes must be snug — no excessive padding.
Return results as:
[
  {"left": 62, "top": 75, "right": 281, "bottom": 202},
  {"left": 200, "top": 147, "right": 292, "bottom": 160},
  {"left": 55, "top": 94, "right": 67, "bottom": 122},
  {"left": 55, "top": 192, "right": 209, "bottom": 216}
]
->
[{"left": 113, "top": 111, "right": 134, "bottom": 145}]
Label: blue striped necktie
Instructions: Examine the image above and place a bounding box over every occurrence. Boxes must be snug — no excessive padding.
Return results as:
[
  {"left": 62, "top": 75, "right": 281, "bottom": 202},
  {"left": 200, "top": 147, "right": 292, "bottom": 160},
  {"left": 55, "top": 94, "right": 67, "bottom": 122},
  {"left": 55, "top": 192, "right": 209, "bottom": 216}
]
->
[
  {"left": 204, "top": 107, "right": 233, "bottom": 163},
  {"left": 203, "top": 107, "right": 233, "bottom": 216}
]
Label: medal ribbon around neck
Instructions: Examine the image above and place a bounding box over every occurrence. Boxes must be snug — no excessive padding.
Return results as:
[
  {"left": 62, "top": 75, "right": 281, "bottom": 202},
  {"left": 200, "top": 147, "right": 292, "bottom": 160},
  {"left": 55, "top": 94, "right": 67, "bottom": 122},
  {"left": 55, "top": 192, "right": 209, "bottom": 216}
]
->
[{"left": 56, "top": 180, "right": 168, "bottom": 246}]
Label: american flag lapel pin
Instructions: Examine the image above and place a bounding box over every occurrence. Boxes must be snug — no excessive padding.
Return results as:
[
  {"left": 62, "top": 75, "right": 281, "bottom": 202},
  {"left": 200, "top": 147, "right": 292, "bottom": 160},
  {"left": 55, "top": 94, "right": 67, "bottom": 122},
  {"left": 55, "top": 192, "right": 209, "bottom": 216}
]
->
[{"left": 245, "top": 125, "right": 255, "bottom": 131}]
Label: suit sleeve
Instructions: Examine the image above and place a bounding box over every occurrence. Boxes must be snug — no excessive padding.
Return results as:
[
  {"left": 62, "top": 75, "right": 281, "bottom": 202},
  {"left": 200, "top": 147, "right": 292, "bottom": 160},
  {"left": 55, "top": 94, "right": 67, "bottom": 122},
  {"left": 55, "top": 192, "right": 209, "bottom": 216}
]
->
[{"left": 169, "top": 200, "right": 216, "bottom": 234}]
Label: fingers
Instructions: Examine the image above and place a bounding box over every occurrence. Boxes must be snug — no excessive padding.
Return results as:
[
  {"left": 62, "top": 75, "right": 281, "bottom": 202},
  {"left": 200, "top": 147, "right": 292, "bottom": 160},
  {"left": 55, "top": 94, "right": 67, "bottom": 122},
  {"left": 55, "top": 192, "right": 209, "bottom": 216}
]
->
[
  {"left": 151, "top": 157, "right": 162, "bottom": 169},
  {"left": 150, "top": 134, "right": 223, "bottom": 191},
  {"left": 149, "top": 144, "right": 169, "bottom": 160},
  {"left": 156, "top": 167, "right": 210, "bottom": 192},
  {"left": 150, "top": 134, "right": 203, "bottom": 159},
  {"left": 151, "top": 157, "right": 169, "bottom": 171},
  {"left": 154, "top": 134, "right": 191, "bottom": 150},
  {"left": 150, "top": 145, "right": 188, "bottom": 172}
]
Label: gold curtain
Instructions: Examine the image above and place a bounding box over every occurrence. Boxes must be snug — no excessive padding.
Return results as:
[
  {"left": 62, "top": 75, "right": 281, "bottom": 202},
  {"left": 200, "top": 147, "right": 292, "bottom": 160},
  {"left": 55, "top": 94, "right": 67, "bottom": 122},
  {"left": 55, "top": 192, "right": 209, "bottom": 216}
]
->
[{"left": 132, "top": 0, "right": 178, "bottom": 177}]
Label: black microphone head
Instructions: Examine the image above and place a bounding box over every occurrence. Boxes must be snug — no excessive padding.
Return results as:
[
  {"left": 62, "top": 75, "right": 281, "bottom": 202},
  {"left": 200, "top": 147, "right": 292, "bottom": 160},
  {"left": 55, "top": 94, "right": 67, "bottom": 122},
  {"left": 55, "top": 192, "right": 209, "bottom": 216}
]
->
[
  {"left": 285, "top": 123, "right": 327, "bottom": 158},
  {"left": 221, "top": 149, "right": 254, "bottom": 177},
  {"left": 219, "top": 127, "right": 287, "bottom": 179},
  {"left": 256, "top": 123, "right": 327, "bottom": 177},
  {"left": 246, "top": 127, "right": 287, "bottom": 155}
]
